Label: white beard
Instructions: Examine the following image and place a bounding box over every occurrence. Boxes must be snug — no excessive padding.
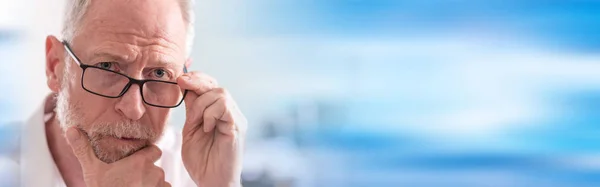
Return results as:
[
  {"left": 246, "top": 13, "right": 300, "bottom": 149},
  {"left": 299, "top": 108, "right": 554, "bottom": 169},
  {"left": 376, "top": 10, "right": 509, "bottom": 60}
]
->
[{"left": 55, "top": 64, "right": 161, "bottom": 163}]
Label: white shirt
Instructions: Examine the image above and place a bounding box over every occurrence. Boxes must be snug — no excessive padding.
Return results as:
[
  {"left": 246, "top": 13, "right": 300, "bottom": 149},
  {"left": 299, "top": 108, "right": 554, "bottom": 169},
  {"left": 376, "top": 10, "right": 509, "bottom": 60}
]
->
[{"left": 10, "top": 95, "right": 196, "bottom": 187}]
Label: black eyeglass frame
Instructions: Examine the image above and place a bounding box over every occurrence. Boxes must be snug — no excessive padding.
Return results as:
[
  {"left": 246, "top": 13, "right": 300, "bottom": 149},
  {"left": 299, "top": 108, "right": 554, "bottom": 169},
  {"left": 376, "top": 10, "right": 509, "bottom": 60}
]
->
[{"left": 62, "top": 41, "right": 189, "bottom": 108}]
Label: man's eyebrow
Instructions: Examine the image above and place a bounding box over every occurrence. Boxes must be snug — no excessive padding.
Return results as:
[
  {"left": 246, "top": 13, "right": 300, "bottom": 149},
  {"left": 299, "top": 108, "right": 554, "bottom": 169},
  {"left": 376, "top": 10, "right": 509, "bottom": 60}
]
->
[
  {"left": 90, "top": 51, "right": 183, "bottom": 71},
  {"left": 90, "top": 51, "right": 131, "bottom": 63}
]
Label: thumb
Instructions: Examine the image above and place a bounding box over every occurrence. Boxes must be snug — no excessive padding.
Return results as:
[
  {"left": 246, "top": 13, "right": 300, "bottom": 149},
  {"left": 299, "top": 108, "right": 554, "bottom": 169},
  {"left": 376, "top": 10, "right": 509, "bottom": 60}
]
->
[
  {"left": 177, "top": 75, "right": 198, "bottom": 114},
  {"left": 181, "top": 91, "right": 202, "bottom": 136},
  {"left": 182, "top": 89, "right": 198, "bottom": 114},
  {"left": 66, "top": 127, "right": 98, "bottom": 166}
]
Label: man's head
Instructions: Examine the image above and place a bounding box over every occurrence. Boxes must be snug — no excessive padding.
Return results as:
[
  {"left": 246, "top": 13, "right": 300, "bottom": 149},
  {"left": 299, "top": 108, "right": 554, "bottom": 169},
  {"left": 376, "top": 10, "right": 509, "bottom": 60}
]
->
[{"left": 45, "top": 0, "right": 195, "bottom": 163}]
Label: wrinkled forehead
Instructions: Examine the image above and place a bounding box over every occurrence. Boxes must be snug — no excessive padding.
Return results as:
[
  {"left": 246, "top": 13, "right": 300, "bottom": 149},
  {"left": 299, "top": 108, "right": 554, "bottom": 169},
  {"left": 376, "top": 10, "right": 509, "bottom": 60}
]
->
[{"left": 71, "top": 0, "right": 188, "bottom": 63}]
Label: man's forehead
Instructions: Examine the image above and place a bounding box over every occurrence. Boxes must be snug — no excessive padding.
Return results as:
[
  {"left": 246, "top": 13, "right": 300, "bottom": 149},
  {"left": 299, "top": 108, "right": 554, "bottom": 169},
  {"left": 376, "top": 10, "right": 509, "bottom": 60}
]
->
[{"left": 77, "top": 0, "right": 187, "bottom": 50}]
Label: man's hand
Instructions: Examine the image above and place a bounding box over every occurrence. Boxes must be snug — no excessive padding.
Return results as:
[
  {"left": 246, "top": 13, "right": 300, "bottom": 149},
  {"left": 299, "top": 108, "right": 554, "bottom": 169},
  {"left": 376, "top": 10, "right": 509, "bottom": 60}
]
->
[
  {"left": 66, "top": 128, "right": 171, "bottom": 187},
  {"left": 177, "top": 71, "right": 247, "bottom": 187}
]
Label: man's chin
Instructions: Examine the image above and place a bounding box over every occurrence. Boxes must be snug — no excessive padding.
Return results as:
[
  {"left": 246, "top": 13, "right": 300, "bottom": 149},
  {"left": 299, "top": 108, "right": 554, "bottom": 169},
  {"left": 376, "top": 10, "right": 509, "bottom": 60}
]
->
[{"left": 91, "top": 137, "right": 148, "bottom": 163}]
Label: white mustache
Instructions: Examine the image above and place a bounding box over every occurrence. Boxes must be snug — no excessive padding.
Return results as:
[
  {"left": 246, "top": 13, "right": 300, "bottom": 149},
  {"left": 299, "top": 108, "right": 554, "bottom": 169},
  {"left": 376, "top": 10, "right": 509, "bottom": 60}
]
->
[{"left": 88, "top": 120, "right": 158, "bottom": 140}]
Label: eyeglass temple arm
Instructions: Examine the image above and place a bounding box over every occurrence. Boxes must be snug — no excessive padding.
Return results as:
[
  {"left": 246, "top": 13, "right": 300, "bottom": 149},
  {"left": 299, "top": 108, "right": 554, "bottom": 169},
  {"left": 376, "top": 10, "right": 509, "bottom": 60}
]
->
[{"left": 62, "top": 41, "right": 82, "bottom": 66}]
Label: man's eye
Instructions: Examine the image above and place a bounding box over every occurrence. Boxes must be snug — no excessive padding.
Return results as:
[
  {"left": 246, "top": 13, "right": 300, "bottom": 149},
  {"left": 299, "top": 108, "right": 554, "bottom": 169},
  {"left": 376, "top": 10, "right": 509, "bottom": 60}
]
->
[
  {"left": 96, "top": 62, "right": 114, "bottom": 70},
  {"left": 153, "top": 69, "right": 167, "bottom": 78}
]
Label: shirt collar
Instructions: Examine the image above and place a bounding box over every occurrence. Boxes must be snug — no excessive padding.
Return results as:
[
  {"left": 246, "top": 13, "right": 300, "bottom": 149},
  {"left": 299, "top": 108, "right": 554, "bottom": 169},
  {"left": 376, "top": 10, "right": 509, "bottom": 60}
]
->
[{"left": 20, "top": 94, "right": 64, "bottom": 187}]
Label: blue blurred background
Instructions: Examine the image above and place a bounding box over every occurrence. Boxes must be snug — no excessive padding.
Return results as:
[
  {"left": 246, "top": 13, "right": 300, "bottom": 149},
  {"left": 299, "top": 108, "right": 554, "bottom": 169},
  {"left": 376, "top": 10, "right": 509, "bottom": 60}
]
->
[{"left": 3, "top": 0, "right": 600, "bottom": 186}]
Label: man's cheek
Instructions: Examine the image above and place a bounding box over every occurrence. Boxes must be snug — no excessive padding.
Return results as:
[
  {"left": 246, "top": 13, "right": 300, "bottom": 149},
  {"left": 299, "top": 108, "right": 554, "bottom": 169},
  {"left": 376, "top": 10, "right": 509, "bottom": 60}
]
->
[
  {"left": 81, "top": 97, "right": 116, "bottom": 122},
  {"left": 147, "top": 108, "right": 171, "bottom": 131}
]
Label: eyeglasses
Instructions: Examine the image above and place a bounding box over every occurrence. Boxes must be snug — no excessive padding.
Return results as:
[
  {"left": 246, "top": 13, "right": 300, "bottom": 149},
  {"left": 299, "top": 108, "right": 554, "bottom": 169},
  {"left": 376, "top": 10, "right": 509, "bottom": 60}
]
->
[{"left": 62, "top": 41, "right": 188, "bottom": 108}]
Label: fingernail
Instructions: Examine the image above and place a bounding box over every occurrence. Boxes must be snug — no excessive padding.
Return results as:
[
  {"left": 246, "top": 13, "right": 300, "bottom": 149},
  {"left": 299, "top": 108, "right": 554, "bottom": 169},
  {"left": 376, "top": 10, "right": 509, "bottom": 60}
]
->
[
  {"left": 66, "top": 128, "right": 80, "bottom": 142},
  {"left": 181, "top": 75, "right": 191, "bottom": 81}
]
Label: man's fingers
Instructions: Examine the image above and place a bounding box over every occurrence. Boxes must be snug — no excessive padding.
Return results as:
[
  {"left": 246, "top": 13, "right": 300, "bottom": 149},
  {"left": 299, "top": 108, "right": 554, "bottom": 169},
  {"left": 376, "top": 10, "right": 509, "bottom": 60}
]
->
[
  {"left": 216, "top": 108, "right": 235, "bottom": 135},
  {"left": 177, "top": 71, "right": 239, "bottom": 136},
  {"left": 203, "top": 98, "right": 235, "bottom": 135},
  {"left": 65, "top": 127, "right": 99, "bottom": 166},
  {"left": 177, "top": 72, "right": 219, "bottom": 116},
  {"left": 183, "top": 89, "right": 226, "bottom": 134},
  {"left": 176, "top": 71, "right": 218, "bottom": 95},
  {"left": 124, "top": 144, "right": 162, "bottom": 164}
]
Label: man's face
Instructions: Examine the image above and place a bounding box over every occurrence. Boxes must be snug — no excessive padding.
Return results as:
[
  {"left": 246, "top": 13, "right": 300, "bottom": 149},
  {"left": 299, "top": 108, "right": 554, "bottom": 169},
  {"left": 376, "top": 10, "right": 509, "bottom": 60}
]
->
[{"left": 55, "top": 0, "right": 188, "bottom": 163}]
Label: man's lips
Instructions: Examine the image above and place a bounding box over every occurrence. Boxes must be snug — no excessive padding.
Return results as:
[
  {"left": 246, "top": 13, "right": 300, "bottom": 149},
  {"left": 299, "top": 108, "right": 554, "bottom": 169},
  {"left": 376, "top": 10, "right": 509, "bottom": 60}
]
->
[
  {"left": 120, "top": 137, "right": 139, "bottom": 141},
  {"left": 116, "top": 135, "right": 144, "bottom": 141},
  {"left": 104, "top": 135, "right": 143, "bottom": 141}
]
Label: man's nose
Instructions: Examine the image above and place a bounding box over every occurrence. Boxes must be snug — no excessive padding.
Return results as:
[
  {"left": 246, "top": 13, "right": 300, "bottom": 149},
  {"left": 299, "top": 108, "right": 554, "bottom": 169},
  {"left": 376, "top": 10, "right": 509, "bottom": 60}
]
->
[{"left": 115, "top": 84, "right": 146, "bottom": 120}]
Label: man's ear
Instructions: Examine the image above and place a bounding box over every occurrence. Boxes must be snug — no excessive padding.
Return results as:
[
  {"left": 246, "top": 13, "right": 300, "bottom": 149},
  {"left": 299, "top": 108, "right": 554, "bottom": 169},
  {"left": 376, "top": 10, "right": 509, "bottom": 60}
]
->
[{"left": 45, "top": 35, "right": 65, "bottom": 93}]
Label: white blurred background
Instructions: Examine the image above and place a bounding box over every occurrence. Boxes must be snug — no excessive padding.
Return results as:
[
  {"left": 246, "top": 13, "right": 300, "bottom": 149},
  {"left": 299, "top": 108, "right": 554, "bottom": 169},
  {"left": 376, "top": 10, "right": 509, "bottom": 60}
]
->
[{"left": 3, "top": 0, "right": 600, "bottom": 186}]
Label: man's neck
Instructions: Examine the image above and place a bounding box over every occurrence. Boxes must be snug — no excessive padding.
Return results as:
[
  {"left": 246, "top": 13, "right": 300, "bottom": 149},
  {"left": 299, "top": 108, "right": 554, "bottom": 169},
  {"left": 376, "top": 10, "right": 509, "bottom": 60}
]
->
[{"left": 46, "top": 117, "right": 86, "bottom": 187}]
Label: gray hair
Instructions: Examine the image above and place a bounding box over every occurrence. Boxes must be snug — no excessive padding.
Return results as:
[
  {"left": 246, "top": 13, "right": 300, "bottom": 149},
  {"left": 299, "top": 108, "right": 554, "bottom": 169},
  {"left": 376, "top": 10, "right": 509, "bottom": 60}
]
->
[{"left": 61, "top": 0, "right": 195, "bottom": 57}]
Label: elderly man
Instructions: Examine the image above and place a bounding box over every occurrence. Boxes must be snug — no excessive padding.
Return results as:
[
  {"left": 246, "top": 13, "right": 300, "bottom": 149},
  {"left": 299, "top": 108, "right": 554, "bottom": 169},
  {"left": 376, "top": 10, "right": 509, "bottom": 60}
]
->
[{"left": 18, "top": 0, "right": 247, "bottom": 186}]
